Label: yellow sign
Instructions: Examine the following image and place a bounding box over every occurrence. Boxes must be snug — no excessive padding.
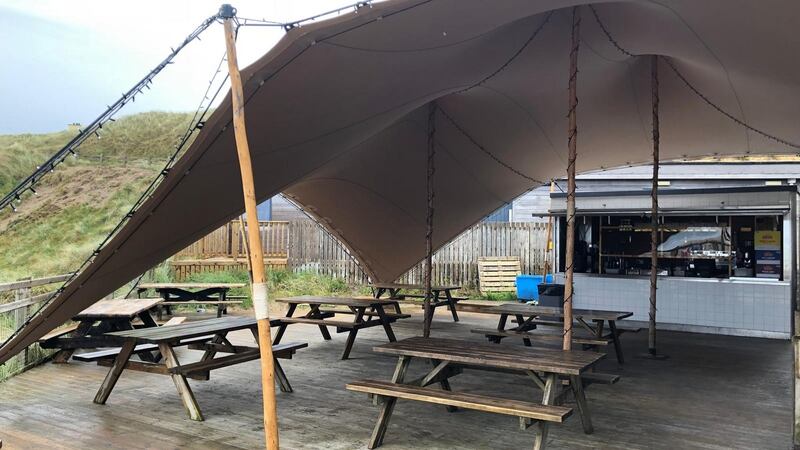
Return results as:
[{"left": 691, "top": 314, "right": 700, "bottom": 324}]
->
[{"left": 755, "top": 231, "right": 780, "bottom": 250}]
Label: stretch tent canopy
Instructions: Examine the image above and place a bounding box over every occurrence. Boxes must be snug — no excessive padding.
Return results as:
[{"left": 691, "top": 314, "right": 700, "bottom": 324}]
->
[{"left": 2, "top": 0, "right": 800, "bottom": 364}]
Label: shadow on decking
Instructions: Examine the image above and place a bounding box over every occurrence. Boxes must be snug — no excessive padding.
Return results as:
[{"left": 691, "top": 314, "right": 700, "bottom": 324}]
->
[{"left": 0, "top": 311, "right": 791, "bottom": 450}]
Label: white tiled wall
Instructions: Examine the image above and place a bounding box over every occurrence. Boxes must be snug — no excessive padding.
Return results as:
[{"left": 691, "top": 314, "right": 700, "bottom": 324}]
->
[{"left": 556, "top": 274, "right": 791, "bottom": 337}]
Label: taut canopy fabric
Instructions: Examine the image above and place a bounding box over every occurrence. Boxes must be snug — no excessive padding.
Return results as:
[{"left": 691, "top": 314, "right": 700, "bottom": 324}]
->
[{"left": 2, "top": 0, "right": 800, "bottom": 364}]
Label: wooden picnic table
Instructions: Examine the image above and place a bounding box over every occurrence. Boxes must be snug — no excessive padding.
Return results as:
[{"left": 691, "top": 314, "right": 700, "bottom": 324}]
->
[
  {"left": 474, "top": 303, "right": 634, "bottom": 364},
  {"left": 40, "top": 298, "right": 163, "bottom": 363},
  {"left": 94, "top": 316, "right": 306, "bottom": 421},
  {"left": 369, "top": 283, "right": 463, "bottom": 322},
  {"left": 137, "top": 282, "right": 246, "bottom": 318},
  {"left": 348, "top": 336, "right": 604, "bottom": 449},
  {"left": 273, "top": 296, "right": 409, "bottom": 360}
]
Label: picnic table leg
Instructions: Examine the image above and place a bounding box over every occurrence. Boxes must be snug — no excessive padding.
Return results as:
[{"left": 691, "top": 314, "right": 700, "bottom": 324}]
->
[
  {"left": 487, "top": 314, "right": 509, "bottom": 344},
  {"left": 158, "top": 291, "right": 169, "bottom": 320},
  {"left": 533, "top": 373, "right": 558, "bottom": 450},
  {"left": 272, "top": 303, "right": 296, "bottom": 345},
  {"left": 444, "top": 290, "right": 459, "bottom": 322},
  {"left": 137, "top": 310, "right": 159, "bottom": 328},
  {"left": 570, "top": 375, "right": 594, "bottom": 434},
  {"left": 52, "top": 320, "right": 94, "bottom": 364},
  {"left": 373, "top": 305, "right": 397, "bottom": 342},
  {"left": 309, "top": 303, "right": 332, "bottom": 341},
  {"left": 607, "top": 320, "right": 624, "bottom": 364},
  {"left": 390, "top": 301, "right": 402, "bottom": 314},
  {"left": 515, "top": 314, "right": 532, "bottom": 347},
  {"left": 369, "top": 355, "right": 411, "bottom": 449},
  {"left": 341, "top": 308, "right": 366, "bottom": 360},
  {"left": 593, "top": 319, "right": 604, "bottom": 339},
  {"left": 216, "top": 290, "right": 224, "bottom": 318},
  {"left": 273, "top": 358, "right": 293, "bottom": 393},
  {"left": 430, "top": 359, "right": 457, "bottom": 413},
  {"left": 93, "top": 339, "right": 137, "bottom": 404},
  {"left": 158, "top": 342, "right": 204, "bottom": 421}
]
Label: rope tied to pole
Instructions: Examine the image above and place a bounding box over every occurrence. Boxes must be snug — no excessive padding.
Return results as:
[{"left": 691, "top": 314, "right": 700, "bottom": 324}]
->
[
  {"left": 423, "top": 101, "right": 437, "bottom": 338},
  {"left": 649, "top": 55, "right": 660, "bottom": 355},
  {"left": 562, "top": 6, "right": 581, "bottom": 348}
]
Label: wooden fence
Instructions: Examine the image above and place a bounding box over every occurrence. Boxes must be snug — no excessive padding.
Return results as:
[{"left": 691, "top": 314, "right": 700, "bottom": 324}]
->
[
  {"left": 396, "top": 222, "right": 549, "bottom": 289},
  {"left": 0, "top": 273, "right": 73, "bottom": 382},
  {"left": 173, "top": 220, "right": 549, "bottom": 289},
  {"left": 175, "top": 220, "right": 289, "bottom": 259}
]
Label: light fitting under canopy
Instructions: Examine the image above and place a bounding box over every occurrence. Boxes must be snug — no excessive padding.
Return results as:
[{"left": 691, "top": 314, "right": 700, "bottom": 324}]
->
[{"left": 2, "top": 0, "right": 800, "bottom": 364}]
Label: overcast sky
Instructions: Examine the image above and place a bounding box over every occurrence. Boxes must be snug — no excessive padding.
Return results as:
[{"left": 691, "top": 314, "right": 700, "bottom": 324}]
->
[{"left": 0, "top": 0, "right": 356, "bottom": 134}]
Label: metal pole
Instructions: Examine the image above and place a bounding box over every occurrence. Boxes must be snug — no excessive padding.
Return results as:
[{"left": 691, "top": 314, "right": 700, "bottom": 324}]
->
[
  {"left": 221, "top": 5, "right": 279, "bottom": 449},
  {"left": 649, "top": 55, "right": 660, "bottom": 357},
  {"left": 563, "top": 6, "right": 581, "bottom": 351},
  {"left": 423, "top": 102, "right": 437, "bottom": 338}
]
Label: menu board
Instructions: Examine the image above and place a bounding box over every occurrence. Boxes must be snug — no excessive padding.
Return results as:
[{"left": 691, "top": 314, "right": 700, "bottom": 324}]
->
[{"left": 754, "top": 231, "right": 781, "bottom": 279}]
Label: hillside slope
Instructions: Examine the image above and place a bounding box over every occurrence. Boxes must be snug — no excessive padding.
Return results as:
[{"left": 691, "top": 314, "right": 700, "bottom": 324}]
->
[{"left": 0, "top": 112, "right": 194, "bottom": 280}]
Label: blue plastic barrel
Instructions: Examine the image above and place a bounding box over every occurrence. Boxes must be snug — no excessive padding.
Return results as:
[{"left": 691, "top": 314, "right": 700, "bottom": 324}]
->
[{"left": 516, "top": 275, "right": 544, "bottom": 301}]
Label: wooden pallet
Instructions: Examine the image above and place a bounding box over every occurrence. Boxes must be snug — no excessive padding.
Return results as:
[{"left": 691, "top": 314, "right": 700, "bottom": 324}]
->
[{"left": 478, "top": 256, "right": 521, "bottom": 293}]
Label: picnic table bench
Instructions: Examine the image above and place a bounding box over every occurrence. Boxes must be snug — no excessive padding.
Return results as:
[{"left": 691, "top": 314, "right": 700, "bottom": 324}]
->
[
  {"left": 39, "top": 298, "right": 164, "bottom": 363},
  {"left": 93, "top": 316, "right": 305, "bottom": 421},
  {"left": 136, "top": 283, "right": 246, "bottom": 319},
  {"left": 347, "top": 336, "right": 605, "bottom": 450},
  {"left": 274, "top": 296, "right": 408, "bottom": 360},
  {"left": 370, "top": 283, "right": 464, "bottom": 322},
  {"left": 471, "top": 303, "right": 635, "bottom": 364}
]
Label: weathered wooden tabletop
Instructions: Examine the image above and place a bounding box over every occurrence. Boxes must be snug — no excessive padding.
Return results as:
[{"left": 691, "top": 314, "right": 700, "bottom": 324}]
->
[
  {"left": 275, "top": 296, "right": 398, "bottom": 307},
  {"left": 487, "top": 303, "right": 633, "bottom": 322},
  {"left": 106, "top": 316, "right": 258, "bottom": 343},
  {"left": 137, "top": 283, "right": 246, "bottom": 290},
  {"left": 74, "top": 298, "right": 163, "bottom": 320},
  {"left": 374, "top": 336, "right": 603, "bottom": 375}
]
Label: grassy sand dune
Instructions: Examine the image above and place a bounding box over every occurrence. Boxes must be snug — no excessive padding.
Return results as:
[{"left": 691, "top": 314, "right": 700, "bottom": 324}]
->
[{"left": 0, "top": 112, "right": 193, "bottom": 279}]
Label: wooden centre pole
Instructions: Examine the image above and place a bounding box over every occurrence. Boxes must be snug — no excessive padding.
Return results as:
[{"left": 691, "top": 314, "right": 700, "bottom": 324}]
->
[
  {"left": 423, "top": 102, "right": 437, "bottom": 338},
  {"left": 221, "top": 6, "right": 279, "bottom": 449},
  {"left": 648, "top": 55, "right": 660, "bottom": 356},
  {"left": 563, "top": 6, "right": 581, "bottom": 351}
]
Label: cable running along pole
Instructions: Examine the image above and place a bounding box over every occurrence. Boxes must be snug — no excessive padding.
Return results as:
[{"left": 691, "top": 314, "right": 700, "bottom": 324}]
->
[
  {"left": 220, "top": 4, "right": 279, "bottom": 449},
  {"left": 423, "top": 102, "right": 437, "bottom": 338},
  {"left": 0, "top": 13, "right": 219, "bottom": 214},
  {"left": 648, "top": 55, "right": 668, "bottom": 360},
  {"left": 563, "top": 6, "right": 581, "bottom": 351}
]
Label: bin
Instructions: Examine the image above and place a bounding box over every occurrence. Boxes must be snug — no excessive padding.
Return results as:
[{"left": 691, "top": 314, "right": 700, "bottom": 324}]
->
[
  {"left": 516, "top": 275, "right": 543, "bottom": 301},
  {"left": 537, "top": 283, "right": 565, "bottom": 308},
  {"left": 516, "top": 274, "right": 556, "bottom": 302}
]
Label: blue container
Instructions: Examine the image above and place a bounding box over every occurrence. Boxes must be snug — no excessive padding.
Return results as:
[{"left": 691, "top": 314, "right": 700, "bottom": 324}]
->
[
  {"left": 516, "top": 274, "right": 555, "bottom": 301},
  {"left": 517, "top": 275, "right": 541, "bottom": 301}
]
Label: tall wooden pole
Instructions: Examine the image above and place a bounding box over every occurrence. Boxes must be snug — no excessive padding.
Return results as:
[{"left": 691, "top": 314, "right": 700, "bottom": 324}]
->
[
  {"left": 648, "top": 55, "right": 661, "bottom": 357},
  {"left": 221, "top": 5, "right": 279, "bottom": 449},
  {"left": 563, "top": 6, "right": 581, "bottom": 351},
  {"left": 423, "top": 102, "right": 437, "bottom": 338}
]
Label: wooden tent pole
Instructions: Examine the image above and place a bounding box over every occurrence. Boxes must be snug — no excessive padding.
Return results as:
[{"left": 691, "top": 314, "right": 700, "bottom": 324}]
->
[
  {"left": 423, "top": 102, "right": 437, "bottom": 338},
  {"left": 221, "top": 5, "right": 279, "bottom": 449},
  {"left": 648, "top": 55, "right": 661, "bottom": 357},
  {"left": 563, "top": 6, "right": 581, "bottom": 351}
]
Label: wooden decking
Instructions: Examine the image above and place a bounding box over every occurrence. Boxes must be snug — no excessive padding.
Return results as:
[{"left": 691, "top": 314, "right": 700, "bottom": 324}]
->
[{"left": 0, "top": 311, "right": 791, "bottom": 449}]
